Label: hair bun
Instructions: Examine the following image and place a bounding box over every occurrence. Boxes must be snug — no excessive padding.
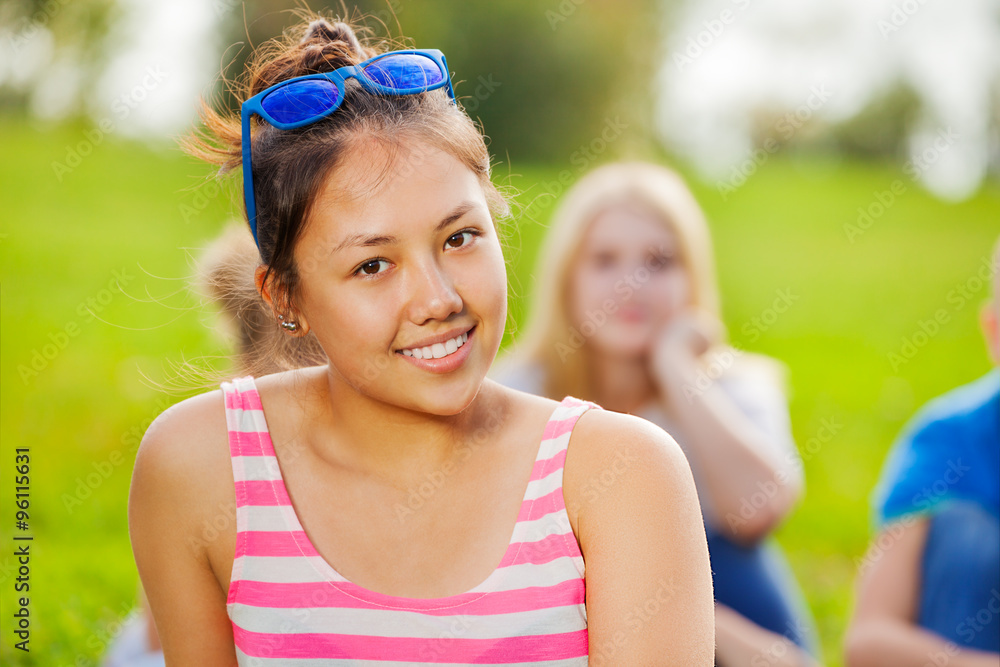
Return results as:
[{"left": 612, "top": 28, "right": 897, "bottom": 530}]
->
[{"left": 300, "top": 19, "right": 365, "bottom": 56}]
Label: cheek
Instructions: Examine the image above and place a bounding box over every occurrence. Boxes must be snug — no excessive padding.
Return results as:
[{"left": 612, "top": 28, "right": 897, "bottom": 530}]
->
[
  {"left": 473, "top": 243, "right": 509, "bottom": 331},
  {"left": 648, "top": 269, "right": 692, "bottom": 317},
  {"left": 302, "top": 279, "right": 395, "bottom": 353},
  {"left": 569, "top": 266, "right": 615, "bottom": 323}
]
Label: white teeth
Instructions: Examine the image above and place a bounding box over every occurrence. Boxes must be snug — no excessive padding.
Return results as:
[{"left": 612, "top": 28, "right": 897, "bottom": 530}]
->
[{"left": 401, "top": 331, "right": 470, "bottom": 360}]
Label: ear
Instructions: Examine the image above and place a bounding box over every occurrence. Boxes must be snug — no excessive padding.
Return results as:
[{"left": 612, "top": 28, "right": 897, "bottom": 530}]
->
[
  {"left": 254, "top": 265, "right": 311, "bottom": 336},
  {"left": 982, "top": 301, "right": 1000, "bottom": 366}
]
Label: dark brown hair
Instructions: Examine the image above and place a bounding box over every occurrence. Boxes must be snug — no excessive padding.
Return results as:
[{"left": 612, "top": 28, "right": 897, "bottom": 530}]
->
[{"left": 182, "top": 11, "right": 509, "bottom": 380}]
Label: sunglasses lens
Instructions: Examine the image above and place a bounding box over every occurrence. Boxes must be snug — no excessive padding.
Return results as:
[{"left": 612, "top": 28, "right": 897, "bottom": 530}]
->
[
  {"left": 261, "top": 79, "right": 342, "bottom": 125},
  {"left": 362, "top": 53, "right": 444, "bottom": 91}
]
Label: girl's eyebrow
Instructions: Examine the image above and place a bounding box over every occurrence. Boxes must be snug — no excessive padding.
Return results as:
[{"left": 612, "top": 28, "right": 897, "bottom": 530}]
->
[{"left": 331, "top": 201, "right": 479, "bottom": 253}]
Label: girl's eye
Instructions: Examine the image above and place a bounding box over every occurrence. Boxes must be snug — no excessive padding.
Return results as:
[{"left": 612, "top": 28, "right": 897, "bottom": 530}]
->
[
  {"left": 446, "top": 229, "right": 481, "bottom": 249},
  {"left": 354, "top": 229, "right": 483, "bottom": 279},
  {"left": 354, "top": 258, "right": 390, "bottom": 278},
  {"left": 648, "top": 254, "right": 675, "bottom": 271},
  {"left": 591, "top": 252, "right": 617, "bottom": 269}
]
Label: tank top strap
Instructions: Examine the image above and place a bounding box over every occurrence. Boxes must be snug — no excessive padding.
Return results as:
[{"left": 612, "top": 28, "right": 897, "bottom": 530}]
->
[
  {"left": 222, "top": 376, "right": 276, "bottom": 457},
  {"left": 221, "top": 375, "right": 297, "bottom": 608},
  {"left": 535, "top": 395, "right": 602, "bottom": 464},
  {"left": 507, "top": 396, "right": 602, "bottom": 572}
]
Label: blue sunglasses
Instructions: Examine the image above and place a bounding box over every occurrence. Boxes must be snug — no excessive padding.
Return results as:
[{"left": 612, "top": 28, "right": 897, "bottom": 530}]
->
[{"left": 240, "top": 49, "right": 457, "bottom": 247}]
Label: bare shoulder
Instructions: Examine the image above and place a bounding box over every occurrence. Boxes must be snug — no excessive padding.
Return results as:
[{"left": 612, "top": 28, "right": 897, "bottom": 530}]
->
[
  {"left": 563, "top": 409, "right": 696, "bottom": 532},
  {"left": 133, "top": 388, "right": 230, "bottom": 487},
  {"left": 566, "top": 408, "right": 691, "bottom": 484},
  {"left": 482, "top": 378, "right": 567, "bottom": 432},
  {"left": 129, "top": 388, "right": 233, "bottom": 558},
  {"left": 563, "top": 409, "right": 714, "bottom": 663}
]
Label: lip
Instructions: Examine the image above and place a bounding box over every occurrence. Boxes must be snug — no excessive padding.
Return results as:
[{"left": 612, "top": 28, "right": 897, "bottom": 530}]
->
[
  {"left": 396, "top": 325, "right": 475, "bottom": 352},
  {"left": 396, "top": 326, "right": 476, "bottom": 374},
  {"left": 617, "top": 306, "right": 647, "bottom": 323}
]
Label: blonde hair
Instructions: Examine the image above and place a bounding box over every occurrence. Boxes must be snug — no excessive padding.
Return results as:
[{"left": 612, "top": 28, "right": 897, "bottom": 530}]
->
[
  {"left": 195, "top": 221, "right": 327, "bottom": 377},
  {"left": 505, "top": 161, "right": 782, "bottom": 401}
]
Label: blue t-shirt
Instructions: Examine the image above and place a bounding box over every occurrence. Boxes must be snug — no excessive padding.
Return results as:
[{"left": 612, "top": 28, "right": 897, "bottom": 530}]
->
[{"left": 873, "top": 369, "right": 1000, "bottom": 528}]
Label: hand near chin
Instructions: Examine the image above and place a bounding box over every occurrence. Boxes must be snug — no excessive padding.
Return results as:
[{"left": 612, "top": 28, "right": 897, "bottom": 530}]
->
[{"left": 650, "top": 310, "right": 725, "bottom": 392}]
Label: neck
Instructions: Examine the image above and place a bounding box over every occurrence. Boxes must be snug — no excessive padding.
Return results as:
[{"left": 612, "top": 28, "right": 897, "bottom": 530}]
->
[
  {"left": 300, "top": 366, "right": 509, "bottom": 484},
  {"left": 585, "top": 348, "right": 656, "bottom": 415}
]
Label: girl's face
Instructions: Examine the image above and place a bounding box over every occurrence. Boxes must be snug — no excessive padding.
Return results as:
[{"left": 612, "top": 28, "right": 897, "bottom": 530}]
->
[
  {"left": 568, "top": 202, "right": 691, "bottom": 358},
  {"left": 291, "top": 139, "right": 507, "bottom": 415}
]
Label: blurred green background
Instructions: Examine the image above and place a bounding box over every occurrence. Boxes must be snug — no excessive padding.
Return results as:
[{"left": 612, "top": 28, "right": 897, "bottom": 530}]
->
[{"left": 1, "top": 0, "right": 998, "bottom": 665}]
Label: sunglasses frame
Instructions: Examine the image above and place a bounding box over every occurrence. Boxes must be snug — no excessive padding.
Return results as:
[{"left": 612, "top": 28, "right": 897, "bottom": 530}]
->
[{"left": 240, "top": 49, "right": 456, "bottom": 247}]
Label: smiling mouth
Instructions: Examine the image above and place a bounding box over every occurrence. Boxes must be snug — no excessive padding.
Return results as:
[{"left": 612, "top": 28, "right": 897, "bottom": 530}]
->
[{"left": 397, "top": 327, "right": 474, "bottom": 360}]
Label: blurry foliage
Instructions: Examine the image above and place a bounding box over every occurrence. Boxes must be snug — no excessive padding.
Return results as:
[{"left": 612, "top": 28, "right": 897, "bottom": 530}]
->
[
  {"left": 1, "top": 0, "right": 950, "bottom": 164},
  {"left": 825, "top": 82, "right": 924, "bottom": 159},
  {"left": 0, "top": 0, "right": 119, "bottom": 111},
  {"left": 0, "top": 0, "right": 668, "bottom": 163},
  {"left": 212, "top": 0, "right": 665, "bottom": 163}
]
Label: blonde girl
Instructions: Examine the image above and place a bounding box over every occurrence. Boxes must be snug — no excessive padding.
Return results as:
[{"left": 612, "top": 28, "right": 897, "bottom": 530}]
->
[{"left": 493, "top": 161, "right": 820, "bottom": 665}]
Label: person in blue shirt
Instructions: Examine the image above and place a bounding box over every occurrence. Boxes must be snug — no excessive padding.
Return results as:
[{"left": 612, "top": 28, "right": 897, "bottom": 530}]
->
[{"left": 845, "top": 236, "right": 1000, "bottom": 667}]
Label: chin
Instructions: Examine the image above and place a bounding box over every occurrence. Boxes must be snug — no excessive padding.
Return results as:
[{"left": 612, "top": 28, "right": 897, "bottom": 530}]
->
[
  {"left": 409, "top": 379, "right": 483, "bottom": 416},
  {"left": 590, "top": 329, "right": 652, "bottom": 359}
]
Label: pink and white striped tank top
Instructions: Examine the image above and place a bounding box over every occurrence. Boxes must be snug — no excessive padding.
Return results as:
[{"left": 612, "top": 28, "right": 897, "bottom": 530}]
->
[{"left": 222, "top": 375, "right": 601, "bottom": 665}]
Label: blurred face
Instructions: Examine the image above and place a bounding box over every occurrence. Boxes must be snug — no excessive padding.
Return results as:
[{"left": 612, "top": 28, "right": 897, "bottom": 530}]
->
[
  {"left": 291, "top": 138, "right": 507, "bottom": 415},
  {"left": 568, "top": 202, "right": 691, "bottom": 358}
]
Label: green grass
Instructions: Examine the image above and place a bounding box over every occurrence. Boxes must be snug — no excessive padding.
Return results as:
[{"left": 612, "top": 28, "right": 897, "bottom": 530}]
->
[{"left": 1, "top": 115, "right": 997, "bottom": 665}]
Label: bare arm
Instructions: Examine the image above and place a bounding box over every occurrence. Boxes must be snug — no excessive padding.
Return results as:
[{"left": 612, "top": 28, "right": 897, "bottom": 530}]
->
[
  {"left": 844, "top": 517, "right": 999, "bottom": 667},
  {"left": 128, "top": 394, "right": 238, "bottom": 666},
  {"left": 715, "top": 603, "right": 822, "bottom": 667},
  {"left": 566, "top": 409, "right": 715, "bottom": 664},
  {"left": 665, "top": 359, "right": 803, "bottom": 544},
  {"left": 658, "top": 361, "right": 803, "bottom": 544},
  {"left": 651, "top": 317, "right": 803, "bottom": 545}
]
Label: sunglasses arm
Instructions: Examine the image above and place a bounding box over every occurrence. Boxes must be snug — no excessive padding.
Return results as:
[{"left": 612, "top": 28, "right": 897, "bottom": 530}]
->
[
  {"left": 441, "top": 54, "right": 457, "bottom": 103},
  {"left": 241, "top": 105, "right": 260, "bottom": 247}
]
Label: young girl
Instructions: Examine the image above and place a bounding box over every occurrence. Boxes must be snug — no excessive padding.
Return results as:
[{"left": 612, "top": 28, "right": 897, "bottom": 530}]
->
[
  {"left": 127, "top": 16, "right": 714, "bottom": 665},
  {"left": 491, "top": 162, "right": 820, "bottom": 665}
]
